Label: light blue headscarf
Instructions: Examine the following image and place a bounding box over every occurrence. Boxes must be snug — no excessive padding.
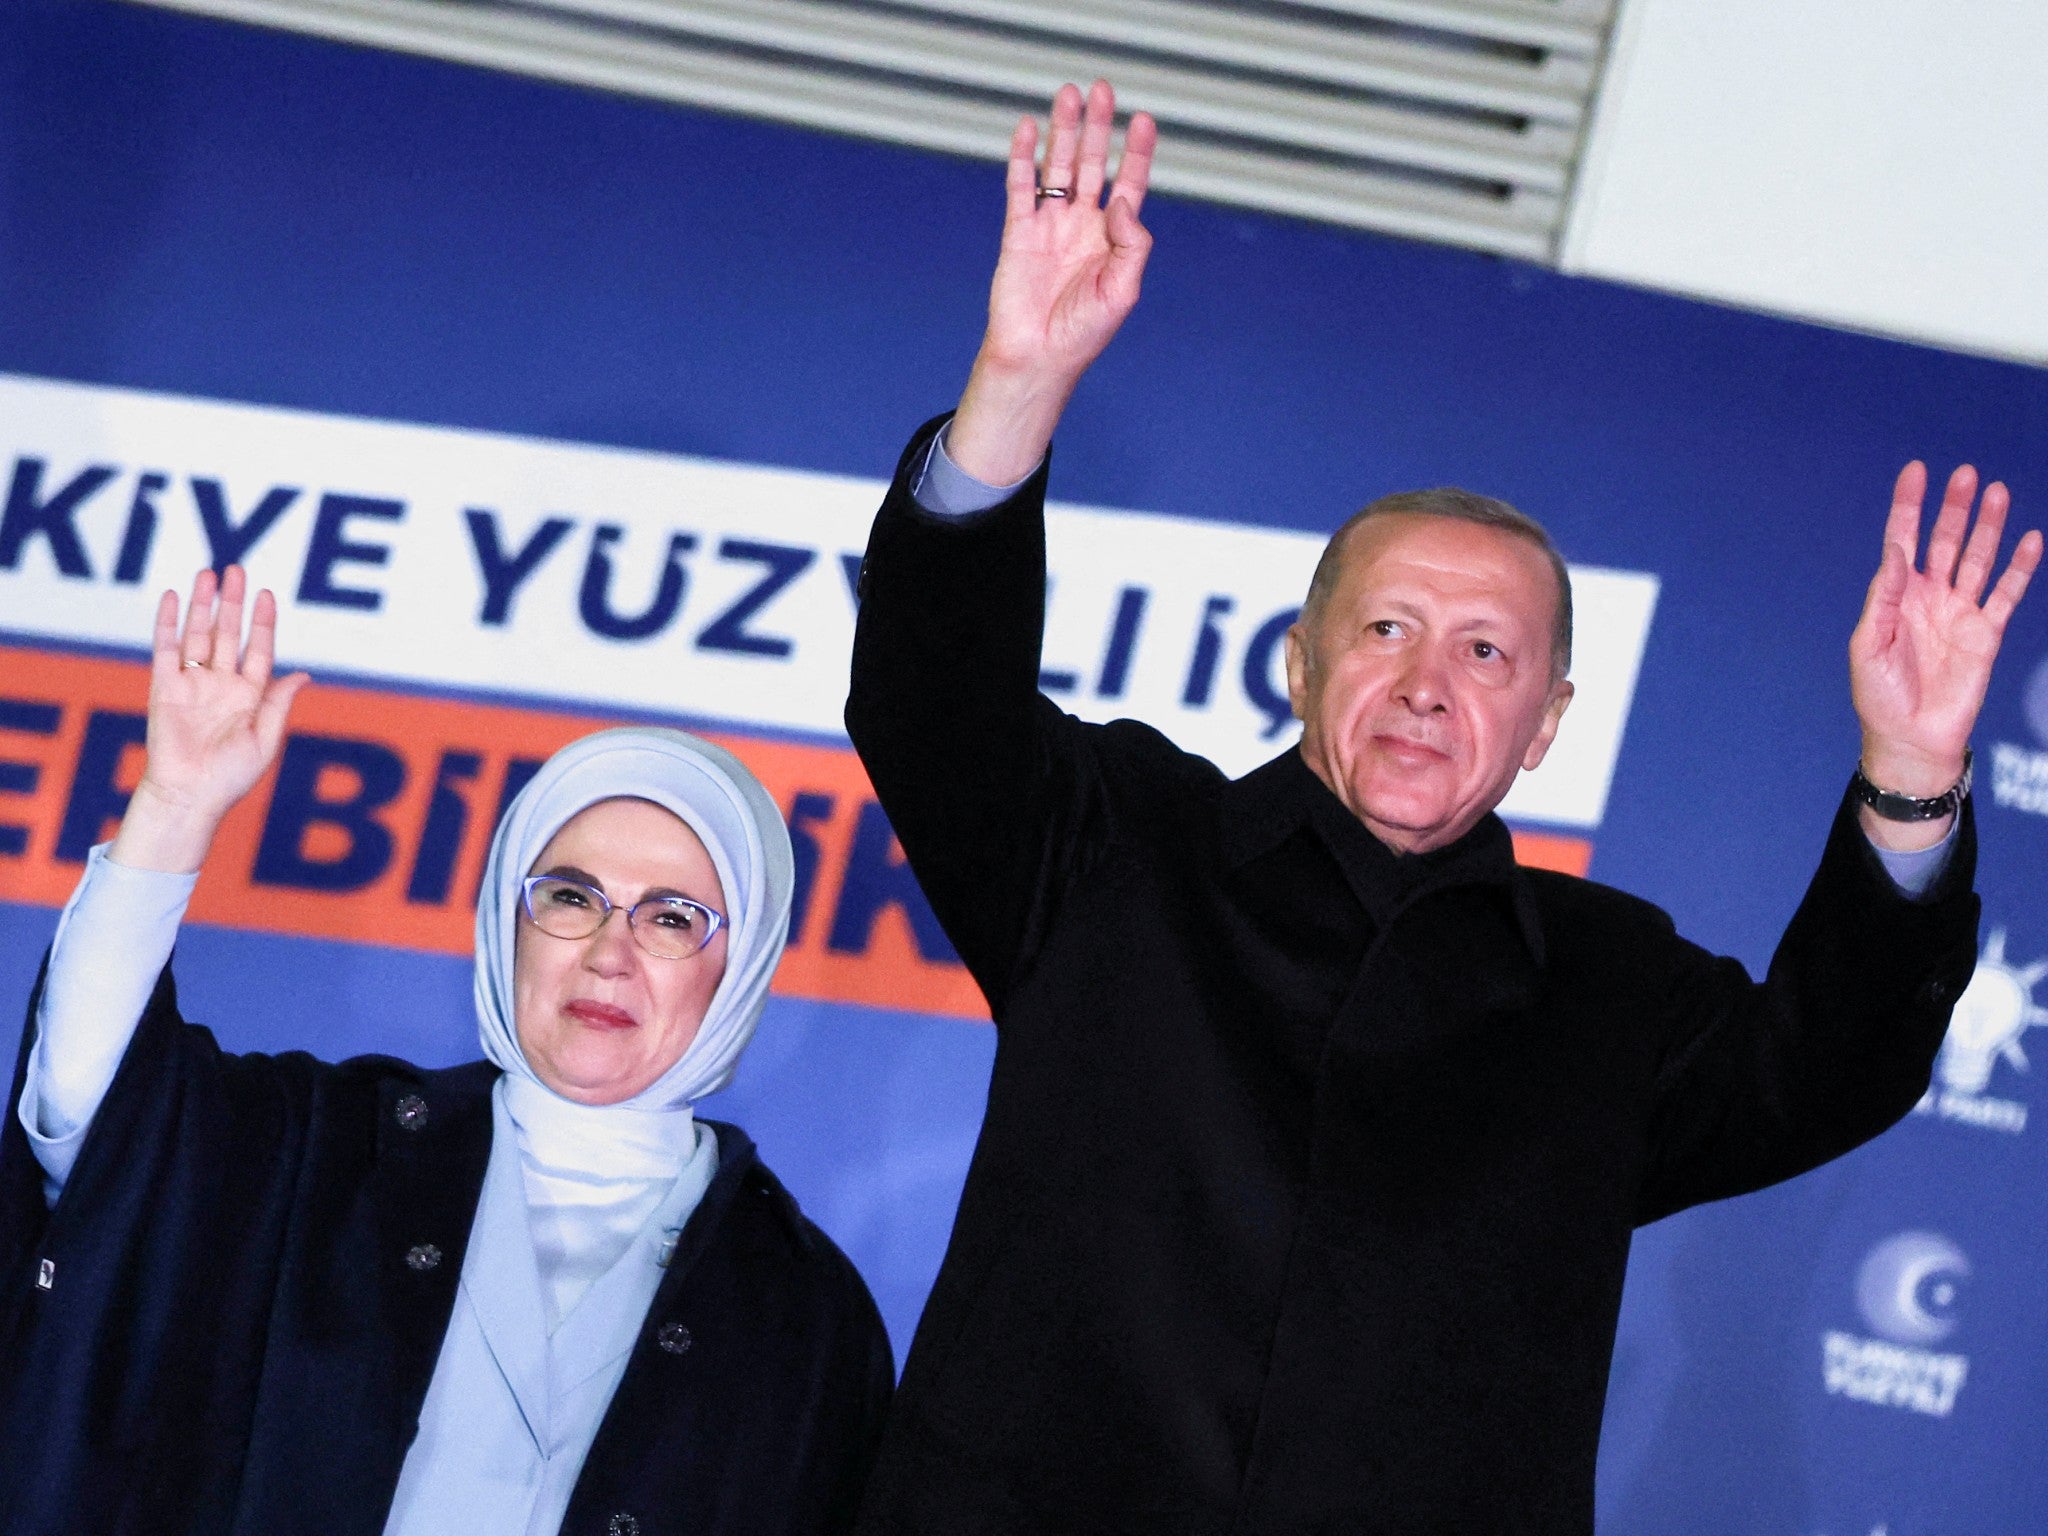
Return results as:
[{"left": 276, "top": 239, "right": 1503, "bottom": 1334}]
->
[{"left": 473, "top": 727, "right": 795, "bottom": 1111}]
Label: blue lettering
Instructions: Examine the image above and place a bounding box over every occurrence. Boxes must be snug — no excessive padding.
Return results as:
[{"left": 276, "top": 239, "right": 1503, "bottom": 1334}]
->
[
  {"left": 297, "top": 494, "right": 404, "bottom": 611},
  {"left": 1182, "top": 595, "right": 1236, "bottom": 707},
  {"left": 1241, "top": 607, "right": 1300, "bottom": 739},
  {"left": 827, "top": 800, "right": 959, "bottom": 964},
  {"left": 838, "top": 552, "right": 864, "bottom": 606},
  {"left": 0, "top": 697, "right": 63, "bottom": 858},
  {"left": 695, "top": 539, "right": 815, "bottom": 658},
  {"left": 113, "top": 473, "right": 169, "bottom": 585},
  {"left": 473, "top": 756, "right": 548, "bottom": 903},
  {"left": 54, "top": 709, "right": 145, "bottom": 861},
  {"left": 192, "top": 478, "right": 299, "bottom": 573},
  {"left": 578, "top": 526, "right": 694, "bottom": 641},
  {"left": 464, "top": 509, "right": 574, "bottom": 626},
  {"left": 254, "top": 734, "right": 405, "bottom": 891},
  {"left": 406, "top": 750, "right": 484, "bottom": 904},
  {"left": 1096, "top": 586, "right": 1149, "bottom": 698},
  {"left": 785, "top": 790, "right": 836, "bottom": 941},
  {"left": 0, "top": 457, "right": 115, "bottom": 578}
]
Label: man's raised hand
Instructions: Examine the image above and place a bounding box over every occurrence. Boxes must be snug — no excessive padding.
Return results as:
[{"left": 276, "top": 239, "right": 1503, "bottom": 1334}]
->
[
  {"left": 109, "top": 565, "right": 310, "bottom": 873},
  {"left": 947, "top": 80, "right": 1158, "bottom": 485},
  {"left": 1849, "top": 462, "right": 2041, "bottom": 849}
]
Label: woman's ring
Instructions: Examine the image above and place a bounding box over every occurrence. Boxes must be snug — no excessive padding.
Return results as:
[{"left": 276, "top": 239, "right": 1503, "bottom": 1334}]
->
[
  {"left": 1036, "top": 184, "right": 1072, "bottom": 202},
  {"left": 183, "top": 659, "right": 204, "bottom": 669}
]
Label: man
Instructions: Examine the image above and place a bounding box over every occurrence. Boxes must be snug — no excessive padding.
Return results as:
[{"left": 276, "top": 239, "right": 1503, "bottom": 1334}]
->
[{"left": 845, "top": 82, "right": 2041, "bottom": 1534}]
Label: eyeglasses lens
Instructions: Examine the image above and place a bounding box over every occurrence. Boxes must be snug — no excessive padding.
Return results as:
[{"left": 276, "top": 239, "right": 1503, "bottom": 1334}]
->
[
  {"left": 527, "top": 877, "right": 606, "bottom": 940},
  {"left": 630, "top": 898, "right": 709, "bottom": 959},
  {"left": 524, "top": 877, "right": 713, "bottom": 959}
]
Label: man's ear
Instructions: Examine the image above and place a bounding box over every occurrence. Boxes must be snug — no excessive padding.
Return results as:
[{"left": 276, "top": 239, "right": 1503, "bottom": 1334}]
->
[
  {"left": 1284, "top": 623, "right": 1312, "bottom": 720},
  {"left": 1519, "top": 679, "right": 1574, "bottom": 772}
]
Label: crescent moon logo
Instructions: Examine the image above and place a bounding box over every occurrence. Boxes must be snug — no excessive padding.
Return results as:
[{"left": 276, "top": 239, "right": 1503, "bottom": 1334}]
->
[{"left": 1855, "top": 1231, "right": 1970, "bottom": 1346}]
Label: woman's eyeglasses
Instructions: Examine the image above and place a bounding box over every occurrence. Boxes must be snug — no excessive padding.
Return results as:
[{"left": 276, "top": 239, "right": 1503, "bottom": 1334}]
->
[{"left": 519, "top": 875, "right": 725, "bottom": 960}]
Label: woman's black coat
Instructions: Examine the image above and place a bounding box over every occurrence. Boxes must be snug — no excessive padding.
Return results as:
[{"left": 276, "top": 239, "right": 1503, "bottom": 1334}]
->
[{"left": 0, "top": 965, "right": 893, "bottom": 1536}]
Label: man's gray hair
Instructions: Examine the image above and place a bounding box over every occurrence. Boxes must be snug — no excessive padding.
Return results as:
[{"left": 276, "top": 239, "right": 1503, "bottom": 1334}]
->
[{"left": 1300, "top": 488, "right": 1573, "bottom": 680}]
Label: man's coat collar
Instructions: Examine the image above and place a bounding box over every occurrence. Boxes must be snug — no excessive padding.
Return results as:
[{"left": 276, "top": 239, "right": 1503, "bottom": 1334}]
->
[{"left": 1219, "top": 746, "right": 1547, "bottom": 965}]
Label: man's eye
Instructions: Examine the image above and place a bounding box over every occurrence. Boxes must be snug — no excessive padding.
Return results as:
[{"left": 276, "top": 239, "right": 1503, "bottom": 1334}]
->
[
  {"left": 1472, "top": 641, "right": 1499, "bottom": 660},
  {"left": 1369, "top": 620, "right": 1400, "bottom": 638}
]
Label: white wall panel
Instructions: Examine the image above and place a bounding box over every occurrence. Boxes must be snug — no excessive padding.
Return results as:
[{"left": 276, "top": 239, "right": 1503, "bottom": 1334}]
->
[{"left": 1563, "top": 0, "right": 2048, "bottom": 364}]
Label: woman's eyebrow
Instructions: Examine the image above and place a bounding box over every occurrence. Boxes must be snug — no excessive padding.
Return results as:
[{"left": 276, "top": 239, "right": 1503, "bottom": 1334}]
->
[{"left": 542, "top": 865, "right": 697, "bottom": 904}]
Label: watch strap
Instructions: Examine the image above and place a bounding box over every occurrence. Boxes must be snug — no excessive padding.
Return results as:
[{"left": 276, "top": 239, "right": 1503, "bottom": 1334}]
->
[{"left": 1851, "top": 749, "right": 1973, "bottom": 822}]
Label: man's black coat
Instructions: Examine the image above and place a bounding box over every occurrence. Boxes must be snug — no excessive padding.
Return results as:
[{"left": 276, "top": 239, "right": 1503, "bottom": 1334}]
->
[
  {"left": 0, "top": 967, "right": 894, "bottom": 1536},
  {"left": 843, "top": 419, "right": 1980, "bottom": 1535}
]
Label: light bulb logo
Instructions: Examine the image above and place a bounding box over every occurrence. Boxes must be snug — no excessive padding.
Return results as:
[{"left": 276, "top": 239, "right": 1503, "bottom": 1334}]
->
[{"left": 1936, "top": 929, "right": 2048, "bottom": 1095}]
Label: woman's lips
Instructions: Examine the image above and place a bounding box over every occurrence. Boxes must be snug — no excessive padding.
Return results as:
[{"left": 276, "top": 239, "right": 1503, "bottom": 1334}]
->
[{"left": 564, "top": 999, "right": 638, "bottom": 1031}]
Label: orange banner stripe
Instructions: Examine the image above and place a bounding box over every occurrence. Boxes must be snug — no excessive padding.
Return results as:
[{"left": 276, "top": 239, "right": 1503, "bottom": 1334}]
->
[{"left": 0, "top": 645, "right": 1593, "bottom": 1018}]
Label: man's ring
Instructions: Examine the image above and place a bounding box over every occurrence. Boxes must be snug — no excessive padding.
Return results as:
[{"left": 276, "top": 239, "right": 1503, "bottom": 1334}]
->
[
  {"left": 1036, "top": 184, "right": 1071, "bottom": 202},
  {"left": 183, "top": 659, "right": 204, "bottom": 669}
]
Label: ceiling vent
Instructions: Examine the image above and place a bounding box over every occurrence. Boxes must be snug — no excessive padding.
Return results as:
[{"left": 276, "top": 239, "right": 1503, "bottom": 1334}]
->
[{"left": 123, "top": 0, "right": 1617, "bottom": 260}]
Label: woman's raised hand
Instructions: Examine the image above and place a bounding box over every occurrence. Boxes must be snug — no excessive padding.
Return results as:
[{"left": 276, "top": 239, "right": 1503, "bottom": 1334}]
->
[
  {"left": 946, "top": 80, "right": 1158, "bottom": 485},
  {"left": 109, "top": 566, "right": 310, "bottom": 873}
]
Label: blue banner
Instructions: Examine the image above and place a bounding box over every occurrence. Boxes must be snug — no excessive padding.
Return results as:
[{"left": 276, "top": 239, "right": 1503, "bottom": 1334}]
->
[{"left": 2, "top": 3, "right": 2044, "bottom": 1530}]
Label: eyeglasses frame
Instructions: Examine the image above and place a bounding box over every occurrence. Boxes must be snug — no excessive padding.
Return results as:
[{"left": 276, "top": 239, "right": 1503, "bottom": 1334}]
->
[{"left": 518, "top": 874, "right": 726, "bottom": 959}]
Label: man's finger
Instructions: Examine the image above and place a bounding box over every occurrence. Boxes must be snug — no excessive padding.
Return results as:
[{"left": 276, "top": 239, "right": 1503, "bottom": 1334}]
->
[
  {"left": 1041, "top": 82, "right": 1083, "bottom": 194},
  {"left": 1074, "top": 79, "right": 1115, "bottom": 206},
  {"left": 1105, "top": 196, "right": 1154, "bottom": 301},
  {"left": 1922, "top": 463, "right": 1977, "bottom": 584},
  {"left": 1852, "top": 537, "right": 1907, "bottom": 660},
  {"left": 1004, "top": 115, "right": 1039, "bottom": 226},
  {"left": 1109, "top": 111, "right": 1159, "bottom": 219},
  {"left": 1953, "top": 479, "right": 2010, "bottom": 605},
  {"left": 1982, "top": 527, "right": 2044, "bottom": 634}
]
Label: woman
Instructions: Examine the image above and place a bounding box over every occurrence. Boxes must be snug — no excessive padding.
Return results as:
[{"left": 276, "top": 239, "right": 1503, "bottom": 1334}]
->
[{"left": 0, "top": 567, "right": 892, "bottom": 1536}]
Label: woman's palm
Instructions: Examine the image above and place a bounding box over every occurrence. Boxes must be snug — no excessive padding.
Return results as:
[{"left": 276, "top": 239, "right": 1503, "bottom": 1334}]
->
[{"left": 141, "top": 566, "right": 306, "bottom": 823}]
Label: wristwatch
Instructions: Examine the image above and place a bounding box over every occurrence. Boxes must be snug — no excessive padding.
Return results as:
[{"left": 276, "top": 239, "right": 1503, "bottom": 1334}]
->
[{"left": 1850, "top": 749, "right": 1973, "bottom": 822}]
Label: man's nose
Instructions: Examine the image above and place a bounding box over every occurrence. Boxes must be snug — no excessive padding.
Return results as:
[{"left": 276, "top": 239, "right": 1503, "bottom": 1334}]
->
[{"left": 1393, "top": 647, "right": 1451, "bottom": 713}]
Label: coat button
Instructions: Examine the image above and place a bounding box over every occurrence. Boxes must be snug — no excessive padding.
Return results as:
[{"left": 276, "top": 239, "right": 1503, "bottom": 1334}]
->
[
  {"left": 608, "top": 1515, "right": 640, "bottom": 1536},
  {"left": 1922, "top": 977, "right": 1957, "bottom": 1006},
  {"left": 394, "top": 1094, "right": 430, "bottom": 1131},
  {"left": 405, "top": 1243, "right": 443, "bottom": 1272},
  {"left": 657, "top": 1322, "right": 693, "bottom": 1355}
]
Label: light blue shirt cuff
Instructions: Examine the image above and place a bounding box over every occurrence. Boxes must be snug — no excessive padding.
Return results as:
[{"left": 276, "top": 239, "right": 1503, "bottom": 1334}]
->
[
  {"left": 909, "top": 424, "right": 1041, "bottom": 519},
  {"left": 20, "top": 844, "right": 196, "bottom": 1204},
  {"left": 1870, "top": 818, "right": 1958, "bottom": 899}
]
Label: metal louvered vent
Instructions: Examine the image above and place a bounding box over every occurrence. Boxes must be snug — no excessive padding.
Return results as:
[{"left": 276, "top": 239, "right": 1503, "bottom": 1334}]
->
[{"left": 123, "top": 0, "right": 1616, "bottom": 260}]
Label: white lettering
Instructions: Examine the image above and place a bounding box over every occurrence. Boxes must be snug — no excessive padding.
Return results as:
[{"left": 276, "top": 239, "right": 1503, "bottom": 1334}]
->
[
  {"left": 1821, "top": 1331, "right": 1969, "bottom": 1417},
  {"left": 1991, "top": 742, "right": 2048, "bottom": 816},
  {"left": 1909, "top": 1086, "right": 2027, "bottom": 1135}
]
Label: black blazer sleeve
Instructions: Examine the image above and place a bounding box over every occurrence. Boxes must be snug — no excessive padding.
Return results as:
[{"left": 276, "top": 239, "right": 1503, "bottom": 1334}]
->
[
  {"left": 845, "top": 417, "right": 1118, "bottom": 1019},
  {"left": 1634, "top": 787, "right": 1981, "bottom": 1223}
]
